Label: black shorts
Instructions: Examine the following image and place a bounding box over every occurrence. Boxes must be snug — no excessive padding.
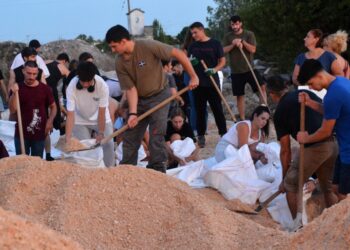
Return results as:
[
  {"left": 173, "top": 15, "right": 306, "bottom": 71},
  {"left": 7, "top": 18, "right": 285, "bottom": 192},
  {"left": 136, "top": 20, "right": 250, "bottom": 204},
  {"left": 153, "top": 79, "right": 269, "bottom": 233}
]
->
[
  {"left": 231, "top": 70, "right": 265, "bottom": 96},
  {"left": 332, "top": 156, "right": 350, "bottom": 194}
]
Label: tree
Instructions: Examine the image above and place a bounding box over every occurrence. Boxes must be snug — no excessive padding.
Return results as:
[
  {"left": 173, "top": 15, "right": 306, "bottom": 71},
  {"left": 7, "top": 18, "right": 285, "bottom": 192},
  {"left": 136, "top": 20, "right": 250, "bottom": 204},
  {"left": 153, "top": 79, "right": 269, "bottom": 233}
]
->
[
  {"left": 152, "top": 19, "right": 178, "bottom": 45},
  {"left": 206, "top": 0, "right": 350, "bottom": 72},
  {"left": 206, "top": 0, "right": 246, "bottom": 40}
]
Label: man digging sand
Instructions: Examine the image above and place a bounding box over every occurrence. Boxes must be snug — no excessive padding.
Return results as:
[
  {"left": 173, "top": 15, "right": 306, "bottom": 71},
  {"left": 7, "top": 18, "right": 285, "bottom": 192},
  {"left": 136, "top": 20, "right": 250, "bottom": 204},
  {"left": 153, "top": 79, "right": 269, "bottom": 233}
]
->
[{"left": 105, "top": 25, "right": 198, "bottom": 173}]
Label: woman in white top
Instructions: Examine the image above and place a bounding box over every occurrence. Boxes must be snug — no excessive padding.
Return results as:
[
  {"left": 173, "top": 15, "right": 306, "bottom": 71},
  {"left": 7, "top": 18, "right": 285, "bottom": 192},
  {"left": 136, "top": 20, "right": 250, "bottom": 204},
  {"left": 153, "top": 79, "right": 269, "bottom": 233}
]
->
[{"left": 215, "top": 105, "right": 270, "bottom": 162}]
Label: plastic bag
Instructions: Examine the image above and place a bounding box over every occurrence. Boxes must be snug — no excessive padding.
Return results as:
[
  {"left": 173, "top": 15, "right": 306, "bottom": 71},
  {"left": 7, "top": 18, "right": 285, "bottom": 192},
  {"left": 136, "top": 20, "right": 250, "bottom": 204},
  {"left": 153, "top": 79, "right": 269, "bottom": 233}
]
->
[
  {"left": 61, "top": 139, "right": 105, "bottom": 168},
  {"left": 204, "top": 145, "right": 270, "bottom": 204},
  {"left": 170, "top": 137, "right": 196, "bottom": 161}
]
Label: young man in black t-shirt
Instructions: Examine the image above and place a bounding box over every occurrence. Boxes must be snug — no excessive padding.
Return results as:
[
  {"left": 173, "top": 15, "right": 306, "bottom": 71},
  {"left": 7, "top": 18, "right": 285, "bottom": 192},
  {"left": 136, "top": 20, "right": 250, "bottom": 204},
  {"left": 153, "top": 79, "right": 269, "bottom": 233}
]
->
[
  {"left": 267, "top": 76, "right": 338, "bottom": 221},
  {"left": 188, "top": 22, "right": 227, "bottom": 147}
]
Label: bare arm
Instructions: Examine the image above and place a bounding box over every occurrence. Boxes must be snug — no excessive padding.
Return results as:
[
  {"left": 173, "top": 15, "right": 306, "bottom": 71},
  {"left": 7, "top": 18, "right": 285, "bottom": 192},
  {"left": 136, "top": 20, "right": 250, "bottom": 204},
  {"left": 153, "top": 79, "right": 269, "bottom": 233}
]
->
[
  {"left": 45, "top": 101, "right": 57, "bottom": 135},
  {"left": 171, "top": 48, "right": 199, "bottom": 90},
  {"left": 215, "top": 57, "right": 226, "bottom": 72},
  {"left": 58, "top": 64, "right": 70, "bottom": 77},
  {"left": 0, "top": 79, "right": 8, "bottom": 102},
  {"left": 8, "top": 84, "right": 19, "bottom": 114},
  {"left": 65, "top": 111, "right": 75, "bottom": 142},
  {"left": 8, "top": 70, "right": 16, "bottom": 94},
  {"left": 223, "top": 44, "right": 234, "bottom": 54},
  {"left": 299, "top": 92, "right": 324, "bottom": 115},
  {"left": 98, "top": 106, "right": 106, "bottom": 134},
  {"left": 126, "top": 86, "right": 139, "bottom": 128},
  {"left": 298, "top": 119, "right": 335, "bottom": 144},
  {"left": 331, "top": 59, "right": 343, "bottom": 76},
  {"left": 236, "top": 123, "right": 250, "bottom": 148},
  {"left": 279, "top": 135, "right": 291, "bottom": 178},
  {"left": 242, "top": 40, "right": 256, "bottom": 54},
  {"left": 41, "top": 72, "right": 47, "bottom": 84}
]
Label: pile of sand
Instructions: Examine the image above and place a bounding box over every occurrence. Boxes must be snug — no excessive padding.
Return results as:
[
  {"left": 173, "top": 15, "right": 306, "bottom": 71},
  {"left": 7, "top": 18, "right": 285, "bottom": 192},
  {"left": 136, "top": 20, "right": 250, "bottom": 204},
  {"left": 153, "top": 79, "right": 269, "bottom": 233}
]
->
[
  {"left": 0, "top": 155, "right": 289, "bottom": 249},
  {"left": 292, "top": 196, "right": 350, "bottom": 249},
  {"left": 0, "top": 207, "right": 81, "bottom": 250}
]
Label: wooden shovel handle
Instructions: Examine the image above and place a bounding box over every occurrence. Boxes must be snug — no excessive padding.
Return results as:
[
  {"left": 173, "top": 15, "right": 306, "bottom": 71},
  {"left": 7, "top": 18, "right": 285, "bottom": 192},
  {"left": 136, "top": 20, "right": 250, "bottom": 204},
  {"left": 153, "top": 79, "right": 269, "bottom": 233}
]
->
[
  {"left": 297, "top": 102, "right": 305, "bottom": 213},
  {"left": 15, "top": 91, "right": 25, "bottom": 154},
  {"left": 238, "top": 46, "right": 267, "bottom": 106},
  {"left": 200, "top": 60, "right": 236, "bottom": 122},
  {"left": 100, "top": 86, "right": 190, "bottom": 144}
]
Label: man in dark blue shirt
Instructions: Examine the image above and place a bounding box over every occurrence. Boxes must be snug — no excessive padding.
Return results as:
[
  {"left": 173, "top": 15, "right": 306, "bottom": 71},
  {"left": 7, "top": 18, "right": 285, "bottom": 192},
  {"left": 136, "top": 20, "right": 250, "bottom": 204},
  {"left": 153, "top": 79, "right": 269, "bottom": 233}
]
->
[{"left": 297, "top": 59, "right": 350, "bottom": 199}]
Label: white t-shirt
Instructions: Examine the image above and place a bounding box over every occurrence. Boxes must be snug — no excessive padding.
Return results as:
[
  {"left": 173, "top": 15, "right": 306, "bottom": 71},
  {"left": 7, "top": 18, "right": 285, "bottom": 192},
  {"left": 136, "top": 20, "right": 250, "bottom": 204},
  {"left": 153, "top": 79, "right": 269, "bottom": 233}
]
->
[
  {"left": 11, "top": 53, "right": 50, "bottom": 78},
  {"left": 105, "top": 78, "right": 122, "bottom": 98},
  {"left": 66, "top": 75, "right": 111, "bottom": 125},
  {"left": 222, "top": 120, "right": 261, "bottom": 147}
]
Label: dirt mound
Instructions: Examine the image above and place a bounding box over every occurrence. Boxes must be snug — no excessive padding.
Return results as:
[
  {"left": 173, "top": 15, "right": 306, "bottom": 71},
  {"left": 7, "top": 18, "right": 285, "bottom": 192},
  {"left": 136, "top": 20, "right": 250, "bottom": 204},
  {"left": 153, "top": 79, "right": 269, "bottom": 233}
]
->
[
  {"left": 0, "top": 155, "right": 289, "bottom": 249},
  {"left": 0, "top": 207, "right": 81, "bottom": 250},
  {"left": 292, "top": 196, "right": 350, "bottom": 249}
]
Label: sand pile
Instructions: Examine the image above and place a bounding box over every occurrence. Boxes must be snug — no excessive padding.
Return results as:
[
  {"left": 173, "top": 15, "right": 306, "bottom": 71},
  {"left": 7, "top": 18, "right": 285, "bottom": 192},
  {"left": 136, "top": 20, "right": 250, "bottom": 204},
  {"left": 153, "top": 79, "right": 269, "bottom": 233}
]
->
[
  {"left": 292, "top": 196, "right": 350, "bottom": 249},
  {"left": 0, "top": 207, "right": 81, "bottom": 250},
  {"left": 0, "top": 155, "right": 290, "bottom": 249}
]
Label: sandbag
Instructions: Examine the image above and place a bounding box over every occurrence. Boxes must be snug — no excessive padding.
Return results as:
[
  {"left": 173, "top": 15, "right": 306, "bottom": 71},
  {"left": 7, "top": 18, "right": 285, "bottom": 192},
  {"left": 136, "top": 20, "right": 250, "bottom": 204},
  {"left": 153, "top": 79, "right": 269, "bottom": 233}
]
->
[
  {"left": 115, "top": 142, "right": 147, "bottom": 167},
  {"left": 204, "top": 145, "right": 270, "bottom": 204},
  {"left": 61, "top": 139, "right": 105, "bottom": 168},
  {"left": 170, "top": 137, "right": 196, "bottom": 161},
  {"left": 0, "top": 120, "right": 16, "bottom": 155}
]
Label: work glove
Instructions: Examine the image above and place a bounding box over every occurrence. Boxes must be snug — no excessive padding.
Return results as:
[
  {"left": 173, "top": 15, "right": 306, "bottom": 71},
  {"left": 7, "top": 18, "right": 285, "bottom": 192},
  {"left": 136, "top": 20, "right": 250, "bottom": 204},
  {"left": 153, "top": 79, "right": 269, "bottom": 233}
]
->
[
  {"left": 189, "top": 54, "right": 199, "bottom": 66},
  {"left": 205, "top": 68, "right": 217, "bottom": 76}
]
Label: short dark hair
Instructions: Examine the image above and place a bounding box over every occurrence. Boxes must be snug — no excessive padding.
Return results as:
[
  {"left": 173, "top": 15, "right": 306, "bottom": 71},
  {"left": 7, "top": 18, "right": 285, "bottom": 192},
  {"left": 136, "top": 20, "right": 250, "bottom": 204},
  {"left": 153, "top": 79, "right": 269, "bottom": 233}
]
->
[
  {"left": 171, "top": 60, "right": 180, "bottom": 67},
  {"left": 266, "top": 75, "right": 288, "bottom": 93},
  {"left": 29, "top": 39, "right": 41, "bottom": 49},
  {"left": 78, "top": 52, "right": 93, "bottom": 62},
  {"left": 230, "top": 15, "right": 242, "bottom": 23},
  {"left": 57, "top": 53, "right": 70, "bottom": 62},
  {"left": 24, "top": 60, "right": 39, "bottom": 68},
  {"left": 77, "top": 62, "right": 97, "bottom": 82},
  {"left": 21, "top": 47, "right": 37, "bottom": 58},
  {"left": 161, "top": 59, "right": 171, "bottom": 67},
  {"left": 105, "top": 25, "right": 130, "bottom": 43},
  {"left": 298, "top": 59, "right": 324, "bottom": 85},
  {"left": 250, "top": 105, "right": 270, "bottom": 137},
  {"left": 189, "top": 22, "right": 204, "bottom": 30}
]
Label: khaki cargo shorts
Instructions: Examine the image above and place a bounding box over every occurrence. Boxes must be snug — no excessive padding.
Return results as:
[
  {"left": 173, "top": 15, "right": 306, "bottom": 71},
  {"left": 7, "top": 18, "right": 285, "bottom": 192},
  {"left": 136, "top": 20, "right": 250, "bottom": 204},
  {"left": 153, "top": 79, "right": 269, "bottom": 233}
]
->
[{"left": 284, "top": 138, "right": 338, "bottom": 193}]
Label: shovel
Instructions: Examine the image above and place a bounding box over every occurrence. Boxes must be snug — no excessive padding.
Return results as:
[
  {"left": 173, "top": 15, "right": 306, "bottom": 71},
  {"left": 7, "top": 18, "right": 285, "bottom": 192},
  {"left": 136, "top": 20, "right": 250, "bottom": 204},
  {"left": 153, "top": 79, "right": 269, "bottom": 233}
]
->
[
  {"left": 65, "top": 86, "right": 191, "bottom": 153},
  {"left": 200, "top": 60, "right": 236, "bottom": 122},
  {"left": 15, "top": 91, "right": 26, "bottom": 154},
  {"left": 255, "top": 190, "right": 282, "bottom": 212}
]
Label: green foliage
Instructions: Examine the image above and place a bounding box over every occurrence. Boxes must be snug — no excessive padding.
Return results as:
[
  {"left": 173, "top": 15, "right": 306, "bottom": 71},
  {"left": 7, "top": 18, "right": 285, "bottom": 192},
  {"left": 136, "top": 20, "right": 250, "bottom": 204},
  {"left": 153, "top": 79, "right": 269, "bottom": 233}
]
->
[
  {"left": 152, "top": 19, "right": 178, "bottom": 45},
  {"left": 207, "top": 0, "right": 350, "bottom": 72}
]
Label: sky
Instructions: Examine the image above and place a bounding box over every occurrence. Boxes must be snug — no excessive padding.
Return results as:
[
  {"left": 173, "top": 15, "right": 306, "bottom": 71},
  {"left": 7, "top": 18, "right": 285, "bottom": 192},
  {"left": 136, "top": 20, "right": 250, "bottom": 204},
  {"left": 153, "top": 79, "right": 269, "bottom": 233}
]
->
[{"left": 0, "top": 0, "right": 215, "bottom": 44}]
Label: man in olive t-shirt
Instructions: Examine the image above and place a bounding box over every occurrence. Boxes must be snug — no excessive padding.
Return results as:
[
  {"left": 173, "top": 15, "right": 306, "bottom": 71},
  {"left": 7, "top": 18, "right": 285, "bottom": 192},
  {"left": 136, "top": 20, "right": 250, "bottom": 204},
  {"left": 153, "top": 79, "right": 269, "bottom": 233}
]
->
[
  {"left": 105, "top": 25, "right": 198, "bottom": 172},
  {"left": 223, "top": 15, "right": 266, "bottom": 120}
]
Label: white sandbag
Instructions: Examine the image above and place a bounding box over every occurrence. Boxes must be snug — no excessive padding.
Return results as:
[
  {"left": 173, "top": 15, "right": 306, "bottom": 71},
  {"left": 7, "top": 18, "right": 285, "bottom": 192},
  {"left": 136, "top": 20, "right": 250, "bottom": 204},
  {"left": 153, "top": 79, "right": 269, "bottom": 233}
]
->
[
  {"left": 177, "top": 160, "right": 205, "bottom": 184},
  {"left": 61, "top": 139, "right": 105, "bottom": 168},
  {"left": 256, "top": 142, "right": 280, "bottom": 164},
  {"left": 255, "top": 161, "right": 281, "bottom": 183},
  {"left": 224, "top": 144, "right": 238, "bottom": 158},
  {"left": 0, "top": 120, "right": 16, "bottom": 155},
  {"left": 204, "top": 145, "right": 270, "bottom": 204},
  {"left": 115, "top": 142, "right": 147, "bottom": 167},
  {"left": 170, "top": 137, "right": 196, "bottom": 161}
]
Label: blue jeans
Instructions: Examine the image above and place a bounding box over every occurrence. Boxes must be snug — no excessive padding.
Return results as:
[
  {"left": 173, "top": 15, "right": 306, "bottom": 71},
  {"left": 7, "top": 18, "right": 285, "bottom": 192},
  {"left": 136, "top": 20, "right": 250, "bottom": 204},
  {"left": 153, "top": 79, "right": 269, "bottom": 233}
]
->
[{"left": 14, "top": 137, "right": 45, "bottom": 158}]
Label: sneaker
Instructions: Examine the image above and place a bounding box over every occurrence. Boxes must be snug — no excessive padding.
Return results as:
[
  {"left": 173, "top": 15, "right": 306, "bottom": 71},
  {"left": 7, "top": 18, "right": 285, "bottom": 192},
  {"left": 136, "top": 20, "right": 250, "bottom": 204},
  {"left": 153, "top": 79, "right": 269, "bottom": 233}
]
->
[{"left": 198, "top": 135, "right": 206, "bottom": 148}]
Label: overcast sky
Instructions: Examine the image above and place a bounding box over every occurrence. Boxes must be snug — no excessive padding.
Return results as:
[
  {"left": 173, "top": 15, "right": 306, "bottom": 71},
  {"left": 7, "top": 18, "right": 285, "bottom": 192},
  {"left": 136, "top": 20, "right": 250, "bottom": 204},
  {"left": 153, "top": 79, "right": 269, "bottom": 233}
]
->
[{"left": 0, "top": 0, "right": 214, "bottom": 44}]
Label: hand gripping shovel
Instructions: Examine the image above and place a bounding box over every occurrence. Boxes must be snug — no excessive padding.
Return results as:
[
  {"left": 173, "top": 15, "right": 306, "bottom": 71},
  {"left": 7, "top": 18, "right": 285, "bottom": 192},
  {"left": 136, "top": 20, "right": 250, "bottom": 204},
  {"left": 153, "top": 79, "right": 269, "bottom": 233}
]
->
[{"left": 65, "top": 86, "right": 191, "bottom": 153}]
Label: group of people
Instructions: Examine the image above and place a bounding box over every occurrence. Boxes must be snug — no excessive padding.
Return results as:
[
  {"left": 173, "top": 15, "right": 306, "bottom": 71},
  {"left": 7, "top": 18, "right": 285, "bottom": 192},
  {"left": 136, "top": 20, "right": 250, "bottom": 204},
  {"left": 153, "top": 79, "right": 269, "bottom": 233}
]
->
[{"left": 1, "top": 15, "right": 350, "bottom": 224}]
